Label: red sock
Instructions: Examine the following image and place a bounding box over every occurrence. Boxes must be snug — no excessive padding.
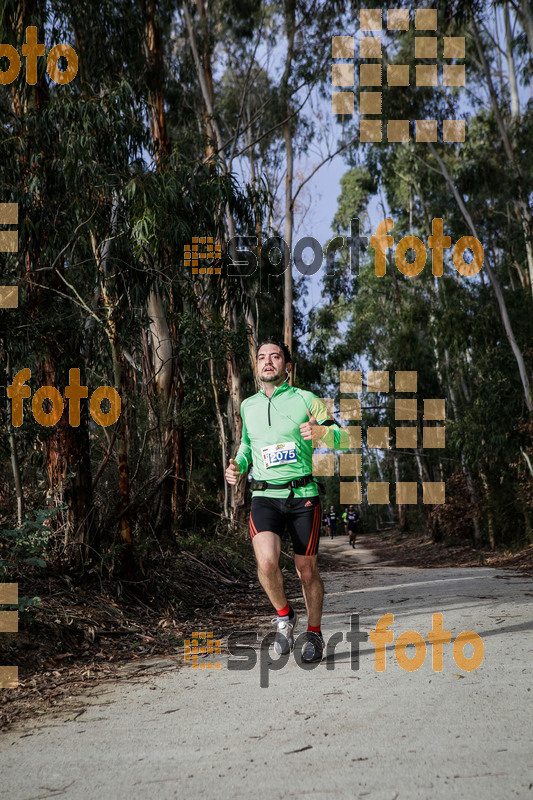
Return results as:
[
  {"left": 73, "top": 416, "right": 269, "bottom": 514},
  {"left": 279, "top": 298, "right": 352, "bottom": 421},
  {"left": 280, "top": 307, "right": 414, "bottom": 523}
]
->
[
  {"left": 308, "top": 624, "right": 321, "bottom": 633},
  {"left": 277, "top": 603, "right": 290, "bottom": 617}
]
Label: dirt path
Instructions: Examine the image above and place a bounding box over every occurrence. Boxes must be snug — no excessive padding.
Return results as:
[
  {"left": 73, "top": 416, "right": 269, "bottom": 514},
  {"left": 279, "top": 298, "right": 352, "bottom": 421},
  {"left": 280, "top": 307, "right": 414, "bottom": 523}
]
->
[{"left": 1, "top": 536, "right": 532, "bottom": 800}]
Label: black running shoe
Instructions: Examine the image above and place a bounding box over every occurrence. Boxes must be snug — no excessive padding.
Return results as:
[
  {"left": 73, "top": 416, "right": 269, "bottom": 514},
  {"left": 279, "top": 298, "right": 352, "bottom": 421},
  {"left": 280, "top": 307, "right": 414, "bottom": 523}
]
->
[{"left": 301, "top": 631, "right": 325, "bottom": 663}]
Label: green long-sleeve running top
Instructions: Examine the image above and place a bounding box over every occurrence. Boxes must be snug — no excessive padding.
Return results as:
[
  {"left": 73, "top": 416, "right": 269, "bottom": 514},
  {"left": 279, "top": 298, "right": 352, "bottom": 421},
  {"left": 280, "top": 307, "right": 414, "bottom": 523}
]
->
[{"left": 234, "top": 381, "right": 349, "bottom": 499}]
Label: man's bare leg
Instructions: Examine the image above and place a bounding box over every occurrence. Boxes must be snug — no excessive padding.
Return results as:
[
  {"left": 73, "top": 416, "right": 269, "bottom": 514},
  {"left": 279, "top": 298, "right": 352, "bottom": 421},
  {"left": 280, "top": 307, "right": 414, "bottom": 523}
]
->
[
  {"left": 294, "top": 554, "right": 323, "bottom": 628},
  {"left": 252, "top": 531, "right": 287, "bottom": 610}
]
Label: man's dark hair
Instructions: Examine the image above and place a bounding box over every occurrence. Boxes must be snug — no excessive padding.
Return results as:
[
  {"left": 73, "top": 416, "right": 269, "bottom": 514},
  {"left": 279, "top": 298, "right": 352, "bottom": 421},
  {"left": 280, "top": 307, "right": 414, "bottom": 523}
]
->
[{"left": 256, "top": 337, "right": 292, "bottom": 364}]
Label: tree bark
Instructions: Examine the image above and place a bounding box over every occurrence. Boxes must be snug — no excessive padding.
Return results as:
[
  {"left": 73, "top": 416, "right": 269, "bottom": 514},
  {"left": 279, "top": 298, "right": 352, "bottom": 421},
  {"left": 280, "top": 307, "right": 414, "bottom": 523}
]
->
[
  {"left": 203, "top": 327, "right": 229, "bottom": 520},
  {"left": 37, "top": 356, "right": 94, "bottom": 560},
  {"left": 281, "top": 0, "right": 296, "bottom": 363},
  {"left": 393, "top": 454, "right": 406, "bottom": 530},
  {"left": 479, "top": 468, "right": 496, "bottom": 550},
  {"left": 148, "top": 288, "right": 173, "bottom": 398},
  {"left": 5, "top": 349, "right": 24, "bottom": 527},
  {"left": 142, "top": 0, "right": 170, "bottom": 160},
  {"left": 93, "top": 232, "right": 133, "bottom": 575},
  {"left": 504, "top": 2, "right": 520, "bottom": 119},
  {"left": 143, "top": 0, "right": 187, "bottom": 533}
]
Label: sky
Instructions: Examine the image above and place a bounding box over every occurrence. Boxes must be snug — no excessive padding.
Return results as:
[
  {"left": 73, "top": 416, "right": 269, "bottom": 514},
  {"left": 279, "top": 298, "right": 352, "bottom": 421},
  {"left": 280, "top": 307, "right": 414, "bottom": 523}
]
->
[
  {"left": 228, "top": 1, "right": 531, "bottom": 327},
  {"left": 291, "top": 148, "right": 350, "bottom": 312}
]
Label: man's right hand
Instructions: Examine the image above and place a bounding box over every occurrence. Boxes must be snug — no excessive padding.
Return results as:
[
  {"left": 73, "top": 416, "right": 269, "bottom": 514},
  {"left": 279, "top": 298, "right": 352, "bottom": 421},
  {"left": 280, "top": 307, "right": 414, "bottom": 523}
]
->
[{"left": 225, "top": 458, "right": 241, "bottom": 485}]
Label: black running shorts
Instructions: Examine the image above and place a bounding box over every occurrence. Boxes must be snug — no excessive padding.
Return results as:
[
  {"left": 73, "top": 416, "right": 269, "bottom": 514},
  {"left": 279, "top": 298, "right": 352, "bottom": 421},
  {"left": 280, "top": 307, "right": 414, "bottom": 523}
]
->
[{"left": 249, "top": 496, "right": 321, "bottom": 556}]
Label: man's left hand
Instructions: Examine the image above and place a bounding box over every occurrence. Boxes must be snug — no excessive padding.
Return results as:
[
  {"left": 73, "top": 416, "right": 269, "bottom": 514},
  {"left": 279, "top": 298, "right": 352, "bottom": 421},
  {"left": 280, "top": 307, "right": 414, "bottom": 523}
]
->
[{"left": 300, "top": 408, "right": 324, "bottom": 441}]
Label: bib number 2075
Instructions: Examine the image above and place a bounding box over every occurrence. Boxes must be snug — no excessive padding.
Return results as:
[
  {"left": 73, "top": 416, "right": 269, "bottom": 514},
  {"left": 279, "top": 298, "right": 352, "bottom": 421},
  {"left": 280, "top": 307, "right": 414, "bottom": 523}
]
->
[{"left": 261, "top": 441, "right": 298, "bottom": 468}]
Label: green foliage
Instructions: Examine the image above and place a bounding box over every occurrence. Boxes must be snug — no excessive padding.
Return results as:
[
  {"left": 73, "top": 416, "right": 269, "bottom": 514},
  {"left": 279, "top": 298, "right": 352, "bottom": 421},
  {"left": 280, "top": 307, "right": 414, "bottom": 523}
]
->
[
  {"left": 0, "top": 508, "right": 66, "bottom": 622},
  {"left": 0, "top": 507, "right": 64, "bottom": 576}
]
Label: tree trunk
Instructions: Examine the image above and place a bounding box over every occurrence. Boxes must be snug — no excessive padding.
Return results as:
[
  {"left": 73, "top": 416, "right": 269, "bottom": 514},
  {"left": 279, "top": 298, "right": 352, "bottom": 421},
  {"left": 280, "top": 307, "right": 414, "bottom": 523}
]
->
[
  {"left": 143, "top": 0, "right": 187, "bottom": 534},
  {"left": 463, "top": 456, "right": 482, "bottom": 544},
  {"left": 394, "top": 454, "right": 406, "bottom": 530},
  {"left": 281, "top": 0, "right": 296, "bottom": 362},
  {"left": 5, "top": 349, "right": 24, "bottom": 527},
  {"left": 38, "top": 357, "right": 94, "bottom": 562},
  {"left": 245, "top": 114, "right": 260, "bottom": 381},
  {"left": 90, "top": 227, "right": 133, "bottom": 573},
  {"left": 226, "top": 305, "right": 246, "bottom": 524},
  {"left": 211, "top": 358, "right": 230, "bottom": 520},
  {"left": 504, "top": 2, "right": 520, "bottom": 119},
  {"left": 167, "top": 315, "right": 187, "bottom": 517},
  {"left": 111, "top": 346, "right": 133, "bottom": 574},
  {"left": 371, "top": 449, "right": 395, "bottom": 525},
  {"left": 148, "top": 288, "right": 173, "bottom": 398},
  {"left": 27, "top": 259, "right": 94, "bottom": 562},
  {"left": 146, "top": 287, "right": 177, "bottom": 535},
  {"left": 480, "top": 468, "right": 496, "bottom": 550},
  {"left": 142, "top": 0, "right": 170, "bottom": 160}
]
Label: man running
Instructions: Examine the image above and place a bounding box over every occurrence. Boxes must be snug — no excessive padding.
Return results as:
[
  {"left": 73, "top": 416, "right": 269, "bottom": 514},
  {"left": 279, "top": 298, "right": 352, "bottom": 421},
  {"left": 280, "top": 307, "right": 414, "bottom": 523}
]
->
[
  {"left": 346, "top": 505, "right": 360, "bottom": 548},
  {"left": 327, "top": 504, "right": 337, "bottom": 539},
  {"left": 225, "top": 338, "right": 347, "bottom": 663}
]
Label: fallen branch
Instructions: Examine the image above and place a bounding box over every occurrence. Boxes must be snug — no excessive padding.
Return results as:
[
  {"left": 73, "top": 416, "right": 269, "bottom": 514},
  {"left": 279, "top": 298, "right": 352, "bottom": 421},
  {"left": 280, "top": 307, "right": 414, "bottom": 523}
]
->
[{"left": 179, "top": 551, "right": 237, "bottom": 585}]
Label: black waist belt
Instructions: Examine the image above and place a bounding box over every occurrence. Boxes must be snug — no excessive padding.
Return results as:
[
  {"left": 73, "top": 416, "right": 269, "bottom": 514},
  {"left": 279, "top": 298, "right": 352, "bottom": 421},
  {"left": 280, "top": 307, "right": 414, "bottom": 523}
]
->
[{"left": 250, "top": 474, "right": 323, "bottom": 505}]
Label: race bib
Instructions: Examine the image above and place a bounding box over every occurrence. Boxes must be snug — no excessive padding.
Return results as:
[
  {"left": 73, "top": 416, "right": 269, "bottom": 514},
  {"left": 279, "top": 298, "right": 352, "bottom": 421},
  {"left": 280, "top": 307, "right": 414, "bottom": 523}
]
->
[{"left": 261, "top": 441, "right": 298, "bottom": 469}]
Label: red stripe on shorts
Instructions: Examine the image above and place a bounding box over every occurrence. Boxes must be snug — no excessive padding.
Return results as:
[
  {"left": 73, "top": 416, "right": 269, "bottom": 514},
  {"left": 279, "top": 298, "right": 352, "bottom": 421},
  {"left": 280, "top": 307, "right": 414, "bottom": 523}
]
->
[
  {"left": 249, "top": 514, "right": 259, "bottom": 539},
  {"left": 306, "top": 503, "right": 320, "bottom": 555}
]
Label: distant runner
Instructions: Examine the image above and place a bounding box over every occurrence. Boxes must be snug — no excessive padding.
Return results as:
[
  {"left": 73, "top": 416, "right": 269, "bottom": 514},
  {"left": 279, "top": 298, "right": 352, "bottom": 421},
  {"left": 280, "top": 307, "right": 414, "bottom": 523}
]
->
[
  {"left": 225, "top": 338, "right": 347, "bottom": 663},
  {"left": 346, "top": 505, "right": 360, "bottom": 548},
  {"left": 327, "top": 505, "right": 337, "bottom": 538}
]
